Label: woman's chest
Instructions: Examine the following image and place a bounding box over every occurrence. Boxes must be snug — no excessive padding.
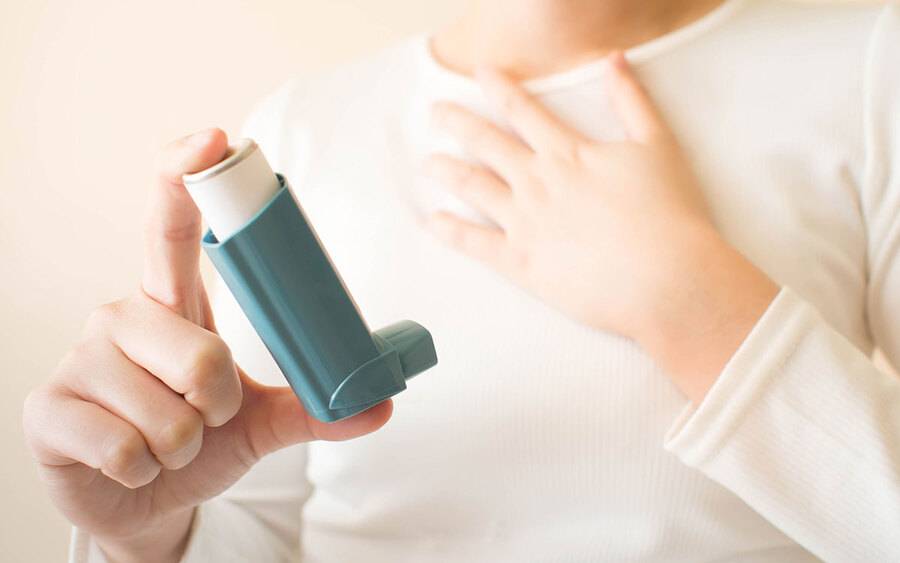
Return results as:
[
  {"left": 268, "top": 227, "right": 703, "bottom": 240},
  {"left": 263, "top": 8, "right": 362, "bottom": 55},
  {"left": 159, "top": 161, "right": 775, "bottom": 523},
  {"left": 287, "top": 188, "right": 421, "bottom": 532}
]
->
[
  {"left": 293, "top": 90, "right": 873, "bottom": 375},
  {"left": 290, "top": 100, "right": 863, "bottom": 444},
  {"left": 273, "top": 87, "right": 870, "bottom": 553}
]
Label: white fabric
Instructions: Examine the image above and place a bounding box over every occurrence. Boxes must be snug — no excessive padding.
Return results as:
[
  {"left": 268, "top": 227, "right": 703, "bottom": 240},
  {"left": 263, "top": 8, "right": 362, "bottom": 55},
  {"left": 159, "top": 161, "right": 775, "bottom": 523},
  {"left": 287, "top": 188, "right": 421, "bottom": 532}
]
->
[{"left": 71, "top": 1, "right": 900, "bottom": 561}]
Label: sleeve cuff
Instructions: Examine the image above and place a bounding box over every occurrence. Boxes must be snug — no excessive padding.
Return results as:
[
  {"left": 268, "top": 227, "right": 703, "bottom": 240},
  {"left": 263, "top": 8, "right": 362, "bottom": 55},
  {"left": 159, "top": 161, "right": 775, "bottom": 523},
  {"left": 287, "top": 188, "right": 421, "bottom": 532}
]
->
[
  {"left": 67, "top": 506, "right": 205, "bottom": 563},
  {"left": 69, "top": 526, "right": 105, "bottom": 563},
  {"left": 663, "top": 285, "right": 812, "bottom": 465},
  {"left": 179, "top": 501, "right": 226, "bottom": 563}
]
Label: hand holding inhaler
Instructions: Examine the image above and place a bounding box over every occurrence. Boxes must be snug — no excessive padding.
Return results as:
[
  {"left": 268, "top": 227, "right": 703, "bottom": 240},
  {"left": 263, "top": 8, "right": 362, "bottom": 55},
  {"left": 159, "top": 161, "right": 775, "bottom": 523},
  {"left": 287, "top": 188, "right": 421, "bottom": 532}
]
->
[
  {"left": 185, "top": 139, "right": 437, "bottom": 423},
  {"left": 22, "top": 129, "right": 432, "bottom": 562}
]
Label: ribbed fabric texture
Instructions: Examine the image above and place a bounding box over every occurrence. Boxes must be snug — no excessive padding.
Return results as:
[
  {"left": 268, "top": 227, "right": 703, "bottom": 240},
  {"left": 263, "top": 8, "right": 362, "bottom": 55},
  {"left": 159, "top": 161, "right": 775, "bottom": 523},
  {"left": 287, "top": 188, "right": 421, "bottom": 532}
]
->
[
  {"left": 666, "top": 287, "right": 900, "bottom": 560},
  {"left": 71, "top": 1, "right": 900, "bottom": 561}
]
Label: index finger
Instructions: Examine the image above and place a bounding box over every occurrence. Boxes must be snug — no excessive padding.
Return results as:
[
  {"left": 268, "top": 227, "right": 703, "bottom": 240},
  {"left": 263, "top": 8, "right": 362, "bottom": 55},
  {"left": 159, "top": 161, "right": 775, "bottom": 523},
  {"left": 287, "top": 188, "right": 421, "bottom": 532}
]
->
[
  {"left": 475, "top": 67, "right": 586, "bottom": 154},
  {"left": 432, "top": 102, "right": 532, "bottom": 184},
  {"left": 142, "top": 128, "right": 228, "bottom": 320},
  {"left": 604, "top": 52, "right": 670, "bottom": 144}
]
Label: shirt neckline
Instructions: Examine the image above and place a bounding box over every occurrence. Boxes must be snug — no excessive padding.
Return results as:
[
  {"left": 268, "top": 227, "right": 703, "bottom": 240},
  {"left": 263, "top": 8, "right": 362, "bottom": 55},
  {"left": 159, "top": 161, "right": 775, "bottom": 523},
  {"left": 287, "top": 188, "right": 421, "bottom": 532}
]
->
[{"left": 415, "top": 0, "right": 747, "bottom": 95}]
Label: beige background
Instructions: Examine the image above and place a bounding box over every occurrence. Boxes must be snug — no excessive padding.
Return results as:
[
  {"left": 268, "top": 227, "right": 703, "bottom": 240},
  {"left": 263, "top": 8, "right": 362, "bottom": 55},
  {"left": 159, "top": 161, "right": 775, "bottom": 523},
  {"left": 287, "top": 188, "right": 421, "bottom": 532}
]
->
[
  {"left": 0, "top": 1, "right": 457, "bottom": 560},
  {"left": 1, "top": 1, "right": 887, "bottom": 561}
]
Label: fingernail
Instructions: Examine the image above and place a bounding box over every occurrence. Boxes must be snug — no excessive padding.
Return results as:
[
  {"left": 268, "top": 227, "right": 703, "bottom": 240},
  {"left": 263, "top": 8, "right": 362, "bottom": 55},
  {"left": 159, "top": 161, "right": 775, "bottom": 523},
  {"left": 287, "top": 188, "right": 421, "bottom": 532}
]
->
[{"left": 185, "top": 128, "right": 215, "bottom": 147}]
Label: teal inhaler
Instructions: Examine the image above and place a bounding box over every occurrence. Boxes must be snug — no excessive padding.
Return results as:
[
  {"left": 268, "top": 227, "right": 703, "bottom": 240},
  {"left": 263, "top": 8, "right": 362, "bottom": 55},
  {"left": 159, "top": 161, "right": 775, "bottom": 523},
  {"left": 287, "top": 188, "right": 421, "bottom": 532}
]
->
[{"left": 182, "top": 139, "right": 437, "bottom": 422}]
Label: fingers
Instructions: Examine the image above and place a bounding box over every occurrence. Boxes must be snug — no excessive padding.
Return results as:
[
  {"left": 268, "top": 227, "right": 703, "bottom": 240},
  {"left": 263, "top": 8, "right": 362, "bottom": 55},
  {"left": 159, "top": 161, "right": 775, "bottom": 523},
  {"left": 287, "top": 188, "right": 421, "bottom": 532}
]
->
[
  {"left": 236, "top": 377, "right": 394, "bottom": 459},
  {"left": 94, "top": 297, "right": 242, "bottom": 427},
  {"left": 305, "top": 398, "right": 394, "bottom": 441},
  {"left": 62, "top": 339, "right": 204, "bottom": 470},
  {"left": 142, "top": 128, "right": 229, "bottom": 318},
  {"left": 432, "top": 102, "right": 531, "bottom": 183},
  {"left": 475, "top": 67, "right": 584, "bottom": 154},
  {"left": 426, "top": 211, "right": 517, "bottom": 276},
  {"left": 424, "top": 154, "right": 513, "bottom": 227},
  {"left": 23, "top": 386, "right": 162, "bottom": 489},
  {"left": 604, "top": 51, "right": 670, "bottom": 144}
]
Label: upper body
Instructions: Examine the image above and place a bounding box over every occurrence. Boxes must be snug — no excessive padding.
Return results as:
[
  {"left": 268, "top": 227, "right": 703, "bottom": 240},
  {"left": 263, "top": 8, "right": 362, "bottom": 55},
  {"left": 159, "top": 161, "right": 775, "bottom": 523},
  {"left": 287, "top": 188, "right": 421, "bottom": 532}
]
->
[{"left": 41, "top": 0, "right": 900, "bottom": 561}]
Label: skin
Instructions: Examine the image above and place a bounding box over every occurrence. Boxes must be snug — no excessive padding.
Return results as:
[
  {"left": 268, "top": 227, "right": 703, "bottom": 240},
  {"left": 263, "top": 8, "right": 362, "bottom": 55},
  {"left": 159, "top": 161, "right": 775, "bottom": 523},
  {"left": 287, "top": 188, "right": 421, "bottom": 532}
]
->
[
  {"left": 22, "top": 130, "right": 392, "bottom": 563},
  {"left": 425, "top": 55, "right": 778, "bottom": 403},
  {"left": 23, "top": 0, "right": 777, "bottom": 561},
  {"left": 434, "top": 0, "right": 727, "bottom": 80}
]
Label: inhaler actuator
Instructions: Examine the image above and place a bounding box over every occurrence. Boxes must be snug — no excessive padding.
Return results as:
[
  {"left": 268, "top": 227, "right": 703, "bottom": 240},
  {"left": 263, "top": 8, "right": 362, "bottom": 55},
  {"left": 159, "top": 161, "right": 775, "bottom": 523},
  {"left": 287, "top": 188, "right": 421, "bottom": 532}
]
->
[{"left": 183, "top": 140, "right": 437, "bottom": 422}]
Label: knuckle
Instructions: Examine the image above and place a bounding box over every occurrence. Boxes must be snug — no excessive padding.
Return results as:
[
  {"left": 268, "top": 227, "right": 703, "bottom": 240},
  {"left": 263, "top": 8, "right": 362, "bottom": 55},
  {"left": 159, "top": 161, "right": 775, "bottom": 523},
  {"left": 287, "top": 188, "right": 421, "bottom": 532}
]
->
[
  {"left": 84, "top": 301, "right": 124, "bottom": 335},
  {"left": 154, "top": 215, "right": 201, "bottom": 245},
  {"left": 53, "top": 339, "right": 99, "bottom": 386},
  {"left": 103, "top": 431, "right": 150, "bottom": 479},
  {"left": 184, "top": 336, "right": 241, "bottom": 425},
  {"left": 206, "top": 388, "right": 242, "bottom": 427},
  {"left": 187, "top": 337, "right": 233, "bottom": 391},
  {"left": 155, "top": 410, "right": 203, "bottom": 457},
  {"left": 22, "top": 384, "right": 49, "bottom": 414},
  {"left": 154, "top": 139, "right": 183, "bottom": 174},
  {"left": 21, "top": 386, "right": 52, "bottom": 440},
  {"left": 548, "top": 141, "right": 584, "bottom": 167}
]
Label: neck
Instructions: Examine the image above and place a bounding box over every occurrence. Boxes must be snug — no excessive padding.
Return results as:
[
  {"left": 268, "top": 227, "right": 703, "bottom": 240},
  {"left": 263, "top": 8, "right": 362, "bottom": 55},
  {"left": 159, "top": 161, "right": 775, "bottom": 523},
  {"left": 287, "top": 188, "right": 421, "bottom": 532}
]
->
[{"left": 432, "top": 0, "right": 725, "bottom": 80}]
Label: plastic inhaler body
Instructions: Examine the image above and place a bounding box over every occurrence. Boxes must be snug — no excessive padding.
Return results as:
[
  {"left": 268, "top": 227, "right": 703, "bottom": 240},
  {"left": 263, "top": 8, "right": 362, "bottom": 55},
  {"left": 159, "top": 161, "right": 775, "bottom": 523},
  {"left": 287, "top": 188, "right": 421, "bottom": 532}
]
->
[{"left": 183, "top": 139, "right": 437, "bottom": 422}]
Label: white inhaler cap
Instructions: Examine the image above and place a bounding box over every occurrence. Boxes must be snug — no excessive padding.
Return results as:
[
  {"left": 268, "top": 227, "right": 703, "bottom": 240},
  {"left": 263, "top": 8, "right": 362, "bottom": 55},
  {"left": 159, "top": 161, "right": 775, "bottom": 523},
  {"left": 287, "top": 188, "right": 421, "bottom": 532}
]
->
[{"left": 182, "top": 138, "right": 281, "bottom": 240}]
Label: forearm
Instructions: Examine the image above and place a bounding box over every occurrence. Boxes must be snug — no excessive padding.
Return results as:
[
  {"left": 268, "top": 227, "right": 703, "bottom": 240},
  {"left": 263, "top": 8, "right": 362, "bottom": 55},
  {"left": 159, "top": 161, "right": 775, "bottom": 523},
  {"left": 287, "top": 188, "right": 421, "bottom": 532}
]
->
[
  {"left": 662, "top": 284, "right": 900, "bottom": 559},
  {"left": 634, "top": 228, "right": 779, "bottom": 404}
]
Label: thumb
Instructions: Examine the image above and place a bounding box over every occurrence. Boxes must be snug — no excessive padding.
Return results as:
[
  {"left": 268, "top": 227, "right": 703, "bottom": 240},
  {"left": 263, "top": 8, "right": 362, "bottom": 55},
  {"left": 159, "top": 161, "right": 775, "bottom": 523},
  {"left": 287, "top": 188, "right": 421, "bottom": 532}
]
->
[
  {"left": 237, "top": 373, "right": 394, "bottom": 459},
  {"left": 142, "top": 128, "right": 229, "bottom": 323}
]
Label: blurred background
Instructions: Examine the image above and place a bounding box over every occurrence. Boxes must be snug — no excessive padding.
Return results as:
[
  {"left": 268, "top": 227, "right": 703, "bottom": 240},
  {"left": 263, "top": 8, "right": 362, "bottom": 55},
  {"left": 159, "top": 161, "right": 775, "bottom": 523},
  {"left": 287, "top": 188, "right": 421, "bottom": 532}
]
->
[{"left": 0, "top": 1, "right": 457, "bottom": 559}]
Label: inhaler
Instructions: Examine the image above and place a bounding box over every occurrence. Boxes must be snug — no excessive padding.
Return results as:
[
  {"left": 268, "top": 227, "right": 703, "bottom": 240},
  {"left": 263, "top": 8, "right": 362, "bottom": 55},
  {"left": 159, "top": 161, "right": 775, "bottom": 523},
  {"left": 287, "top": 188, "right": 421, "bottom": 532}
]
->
[{"left": 183, "top": 139, "right": 437, "bottom": 422}]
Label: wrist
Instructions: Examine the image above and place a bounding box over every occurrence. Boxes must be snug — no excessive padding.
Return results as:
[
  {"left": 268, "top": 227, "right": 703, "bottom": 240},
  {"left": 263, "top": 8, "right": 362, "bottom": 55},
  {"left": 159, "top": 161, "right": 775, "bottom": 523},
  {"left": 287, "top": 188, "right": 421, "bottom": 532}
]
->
[
  {"left": 631, "top": 227, "right": 779, "bottom": 404},
  {"left": 95, "top": 507, "right": 195, "bottom": 563}
]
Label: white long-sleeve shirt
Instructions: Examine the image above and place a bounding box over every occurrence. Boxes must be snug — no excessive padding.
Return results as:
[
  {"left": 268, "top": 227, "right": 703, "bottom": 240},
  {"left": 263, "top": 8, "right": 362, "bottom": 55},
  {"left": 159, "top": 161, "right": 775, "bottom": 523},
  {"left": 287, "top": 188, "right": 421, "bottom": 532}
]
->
[{"left": 72, "top": 0, "right": 900, "bottom": 561}]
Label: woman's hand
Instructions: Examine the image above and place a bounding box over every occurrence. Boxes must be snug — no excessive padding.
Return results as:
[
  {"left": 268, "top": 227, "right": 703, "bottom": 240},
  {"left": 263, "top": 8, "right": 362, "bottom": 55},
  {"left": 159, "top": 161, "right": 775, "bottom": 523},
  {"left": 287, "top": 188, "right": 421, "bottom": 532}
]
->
[
  {"left": 425, "top": 52, "right": 779, "bottom": 403},
  {"left": 22, "top": 129, "right": 392, "bottom": 563}
]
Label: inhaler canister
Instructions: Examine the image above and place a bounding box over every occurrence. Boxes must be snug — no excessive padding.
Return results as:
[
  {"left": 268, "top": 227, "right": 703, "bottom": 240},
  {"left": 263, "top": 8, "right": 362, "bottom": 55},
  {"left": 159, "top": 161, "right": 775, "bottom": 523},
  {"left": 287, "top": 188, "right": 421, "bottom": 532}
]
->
[
  {"left": 183, "top": 139, "right": 437, "bottom": 422},
  {"left": 183, "top": 139, "right": 280, "bottom": 240}
]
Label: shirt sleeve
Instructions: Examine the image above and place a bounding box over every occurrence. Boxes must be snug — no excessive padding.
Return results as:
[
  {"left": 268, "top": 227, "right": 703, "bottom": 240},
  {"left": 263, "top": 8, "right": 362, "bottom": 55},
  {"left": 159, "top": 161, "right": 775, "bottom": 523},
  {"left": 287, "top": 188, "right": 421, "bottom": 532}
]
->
[
  {"left": 663, "top": 5, "right": 900, "bottom": 561},
  {"left": 68, "top": 77, "right": 313, "bottom": 563}
]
